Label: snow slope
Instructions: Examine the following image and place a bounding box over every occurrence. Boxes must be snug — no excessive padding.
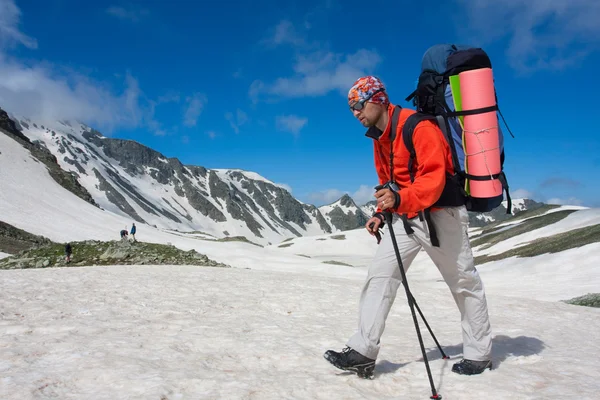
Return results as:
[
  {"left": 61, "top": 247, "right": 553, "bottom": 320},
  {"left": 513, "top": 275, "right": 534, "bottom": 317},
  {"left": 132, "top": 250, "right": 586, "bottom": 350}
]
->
[
  {"left": 1, "top": 264, "right": 599, "bottom": 400},
  {"left": 7, "top": 117, "right": 332, "bottom": 245},
  {"left": 1, "top": 122, "right": 600, "bottom": 399}
]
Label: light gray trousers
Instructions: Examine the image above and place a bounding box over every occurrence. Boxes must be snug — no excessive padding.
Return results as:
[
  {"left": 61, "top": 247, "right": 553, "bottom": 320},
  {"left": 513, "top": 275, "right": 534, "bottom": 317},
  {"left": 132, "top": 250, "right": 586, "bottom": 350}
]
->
[{"left": 346, "top": 206, "right": 492, "bottom": 361}]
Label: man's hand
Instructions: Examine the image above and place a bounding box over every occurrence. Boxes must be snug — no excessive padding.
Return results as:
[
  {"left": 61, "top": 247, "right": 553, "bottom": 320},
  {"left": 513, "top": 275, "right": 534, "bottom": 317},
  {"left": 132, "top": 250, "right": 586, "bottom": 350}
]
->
[
  {"left": 366, "top": 215, "right": 384, "bottom": 244},
  {"left": 374, "top": 188, "right": 398, "bottom": 210},
  {"left": 366, "top": 216, "right": 382, "bottom": 235}
]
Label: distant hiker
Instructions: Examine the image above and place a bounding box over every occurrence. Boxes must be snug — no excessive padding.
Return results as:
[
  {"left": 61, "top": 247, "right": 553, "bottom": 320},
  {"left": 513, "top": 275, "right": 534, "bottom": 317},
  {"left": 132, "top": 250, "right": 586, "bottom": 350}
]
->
[
  {"left": 64, "top": 243, "right": 72, "bottom": 263},
  {"left": 130, "top": 223, "right": 136, "bottom": 241},
  {"left": 323, "top": 76, "right": 493, "bottom": 378},
  {"left": 120, "top": 229, "right": 128, "bottom": 241}
]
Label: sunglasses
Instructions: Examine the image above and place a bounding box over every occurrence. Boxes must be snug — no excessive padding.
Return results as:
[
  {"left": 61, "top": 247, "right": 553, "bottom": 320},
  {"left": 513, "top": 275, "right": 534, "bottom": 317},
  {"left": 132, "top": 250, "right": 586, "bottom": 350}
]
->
[{"left": 349, "top": 88, "right": 385, "bottom": 111}]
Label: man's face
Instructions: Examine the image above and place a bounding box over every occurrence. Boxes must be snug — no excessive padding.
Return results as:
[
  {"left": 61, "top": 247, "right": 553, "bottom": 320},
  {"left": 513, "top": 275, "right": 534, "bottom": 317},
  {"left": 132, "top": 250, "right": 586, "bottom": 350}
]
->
[{"left": 352, "top": 101, "right": 384, "bottom": 127}]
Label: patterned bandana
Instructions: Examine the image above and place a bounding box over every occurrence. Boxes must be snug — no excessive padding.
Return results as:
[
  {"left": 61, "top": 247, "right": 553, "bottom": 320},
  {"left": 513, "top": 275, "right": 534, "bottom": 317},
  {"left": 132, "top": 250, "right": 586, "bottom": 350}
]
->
[{"left": 347, "top": 76, "right": 389, "bottom": 107}]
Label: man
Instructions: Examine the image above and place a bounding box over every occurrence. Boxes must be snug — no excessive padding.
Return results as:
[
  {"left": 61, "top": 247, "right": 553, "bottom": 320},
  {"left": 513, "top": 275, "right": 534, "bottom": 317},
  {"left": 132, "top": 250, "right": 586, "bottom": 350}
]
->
[
  {"left": 130, "top": 223, "right": 137, "bottom": 242},
  {"left": 65, "top": 243, "right": 72, "bottom": 263},
  {"left": 323, "top": 76, "right": 493, "bottom": 379}
]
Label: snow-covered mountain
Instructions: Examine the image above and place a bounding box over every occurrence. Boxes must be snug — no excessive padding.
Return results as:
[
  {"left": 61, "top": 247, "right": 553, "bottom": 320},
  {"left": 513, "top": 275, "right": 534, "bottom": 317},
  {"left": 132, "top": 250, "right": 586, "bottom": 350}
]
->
[
  {"left": 1, "top": 102, "right": 599, "bottom": 399},
  {"left": 468, "top": 198, "right": 545, "bottom": 227},
  {"left": 0, "top": 107, "right": 550, "bottom": 247},
  {"left": 0, "top": 108, "right": 376, "bottom": 245},
  {"left": 361, "top": 200, "right": 377, "bottom": 218},
  {"left": 318, "top": 194, "right": 369, "bottom": 231},
  {"left": 1, "top": 140, "right": 598, "bottom": 399}
]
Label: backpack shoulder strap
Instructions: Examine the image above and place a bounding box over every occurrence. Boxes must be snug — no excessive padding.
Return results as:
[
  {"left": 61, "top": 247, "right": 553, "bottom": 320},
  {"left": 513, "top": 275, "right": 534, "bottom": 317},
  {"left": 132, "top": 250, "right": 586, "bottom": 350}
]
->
[
  {"left": 401, "top": 112, "right": 436, "bottom": 183},
  {"left": 388, "top": 106, "right": 402, "bottom": 183},
  {"left": 389, "top": 105, "right": 402, "bottom": 143}
]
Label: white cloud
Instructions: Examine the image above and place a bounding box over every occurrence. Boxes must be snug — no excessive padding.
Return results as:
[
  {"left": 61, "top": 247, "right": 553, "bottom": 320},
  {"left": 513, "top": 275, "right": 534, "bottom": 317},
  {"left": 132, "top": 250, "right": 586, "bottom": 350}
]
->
[
  {"left": 183, "top": 93, "right": 207, "bottom": 127},
  {"left": 261, "top": 20, "right": 305, "bottom": 48},
  {"left": 225, "top": 109, "right": 248, "bottom": 134},
  {"left": 511, "top": 188, "right": 535, "bottom": 200},
  {"left": 206, "top": 130, "right": 217, "bottom": 139},
  {"left": 351, "top": 185, "right": 376, "bottom": 206},
  {"left": 0, "top": 0, "right": 184, "bottom": 137},
  {"left": 0, "top": 54, "right": 150, "bottom": 133},
  {"left": 250, "top": 48, "right": 381, "bottom": 101},
  {"left": 0, "top": 0, "right": 36, "bottom": 49},
  {"left": 251, "top": 19, "right": 381, "bottom": 102},
  {"left": 276, "top": 183, "right": 293, "bottom": 193},
  {"left": 307, "top": 189, "right": 345, "bottom": 206},
  {"left": 455, "top": 0, "right": 600, "bottom": 72},
  {"left": 106, "top": 5, "right": 149, "bottom": 22},
  {"left": 307, "top": 184, "right": 376, "bottom": 207},
  {"left": 546, "top": 197, "right": 584, "bottom": 206},
  {"left": 275, "top": 115, "right": 307, "bottom": 135}
]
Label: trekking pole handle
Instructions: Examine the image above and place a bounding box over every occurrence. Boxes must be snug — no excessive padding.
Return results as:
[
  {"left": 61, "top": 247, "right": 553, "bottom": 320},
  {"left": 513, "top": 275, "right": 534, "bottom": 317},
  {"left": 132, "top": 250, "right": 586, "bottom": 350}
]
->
[{"left": 374, "top": 182, "right": 400, "bottom": 192}]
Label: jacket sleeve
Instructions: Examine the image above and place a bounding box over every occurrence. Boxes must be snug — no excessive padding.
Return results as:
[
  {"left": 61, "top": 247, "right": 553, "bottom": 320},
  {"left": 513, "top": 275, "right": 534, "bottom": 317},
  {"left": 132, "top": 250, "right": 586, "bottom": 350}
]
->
[{"left": 396, "top": 122, "right": 447, "bottom": 214}]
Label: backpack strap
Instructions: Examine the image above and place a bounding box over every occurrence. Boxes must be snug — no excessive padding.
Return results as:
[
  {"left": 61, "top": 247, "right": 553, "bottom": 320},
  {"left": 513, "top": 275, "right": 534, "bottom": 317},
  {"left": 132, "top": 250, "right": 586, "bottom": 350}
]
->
[
  {"left": 402, "top": 113, "right": 437, "bottom": 183},
  {"left": 389, "top": 105, "right": 402, "bottom": 183},
  {"left": 389, "top": 106, "right": 417, "bottom": 237},
  {"left": 400, "top": 112, "right": 441, "bottom": 247}
]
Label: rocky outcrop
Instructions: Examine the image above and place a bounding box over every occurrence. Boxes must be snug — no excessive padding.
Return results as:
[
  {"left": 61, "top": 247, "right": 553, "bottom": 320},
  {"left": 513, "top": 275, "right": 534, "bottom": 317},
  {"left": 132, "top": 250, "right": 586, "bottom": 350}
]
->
[
  {"left": 0, "top": 220, "right": 54, "bottom": 255},
  {"left": 0, "top": 239, "right": 230, "bottom": 269}
]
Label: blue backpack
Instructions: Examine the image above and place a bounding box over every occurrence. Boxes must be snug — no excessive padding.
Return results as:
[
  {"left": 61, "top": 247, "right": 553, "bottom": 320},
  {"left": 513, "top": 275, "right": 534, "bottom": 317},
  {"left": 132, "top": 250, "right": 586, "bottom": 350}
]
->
[{"left": 400, "top": 44, "right": 514, "bottom": 215}]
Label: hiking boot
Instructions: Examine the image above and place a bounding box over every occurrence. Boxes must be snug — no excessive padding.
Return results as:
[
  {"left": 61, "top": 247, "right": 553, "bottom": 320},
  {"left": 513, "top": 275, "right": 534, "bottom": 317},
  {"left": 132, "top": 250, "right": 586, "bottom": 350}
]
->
[
  {"left": 451, "top": 359, "right": 492, "bottom": 375},
  {"left": 323, "top": 347, "right": 376, "bottom": 379}
]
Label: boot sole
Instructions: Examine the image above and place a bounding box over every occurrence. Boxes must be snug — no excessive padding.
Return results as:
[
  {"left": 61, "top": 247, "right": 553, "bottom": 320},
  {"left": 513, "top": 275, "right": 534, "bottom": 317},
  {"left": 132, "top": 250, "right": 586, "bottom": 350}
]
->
[
  {"left": 451, "top": 361, "right": 492, "bottom": 375},
  {"left": 323, "top": 354, "right": 375, "bottom": 379}
]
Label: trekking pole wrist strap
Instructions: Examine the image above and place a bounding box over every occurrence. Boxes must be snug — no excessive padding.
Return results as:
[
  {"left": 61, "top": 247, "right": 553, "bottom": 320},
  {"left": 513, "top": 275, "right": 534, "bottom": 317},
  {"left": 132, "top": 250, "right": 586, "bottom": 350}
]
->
[{"left": 373, "top": 212, "right": 386, "bottom": 227}]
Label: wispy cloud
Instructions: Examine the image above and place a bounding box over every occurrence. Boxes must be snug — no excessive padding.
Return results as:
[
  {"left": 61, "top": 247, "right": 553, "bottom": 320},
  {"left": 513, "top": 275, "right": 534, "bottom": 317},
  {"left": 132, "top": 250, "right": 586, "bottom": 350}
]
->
[
  {"left": 0, "top": 0, "right": 37, "bottom": 49},
  {"left": 0, "top": 54, "right": 151, "bottom": 134},
  {"left": 546, "top": 197, "right": 584, "bottom": 206},
  {"left": 225, "top": 109, "right": 248, "bottom": 134},
  {"left": 106, "top": 5, "right": 149, "bottom": 22},
  {"left": 307, "top": 189, "right": 345, "bottom": 206},
  {"left": 307, "top": 184, "right": 376, "bottom": 207},
  {"left": 275, "top": 115, "right": 307, "bottom": 135},
  {"left": 183, "top": 93, "right": 207, "bottom": 127},
  {"left": 511, "top": 188, "right": 535, "bottom": 200},
  {"left": 276, "top": 182, "right": 293, "bottom": 193},
  {"left": 539, "top": 178, "right": 582, "bottom": 189},
  {"left": 0, "top": 0, "right": 178, "bottom": 137},
  {"left": 261, "top": 20, "right": 305, "bottom": 48},
  {"left": 455, "top": 0, "right": 600, "bottom": 72},
  {"left": 251, "top": 19, "right": 381, "bottom": 102},
  {"left": 251, "top": 48, "right": 381, "bottom": 102},
  {"left": 206, "top": 130, "right": 217, "bottom": 139}
]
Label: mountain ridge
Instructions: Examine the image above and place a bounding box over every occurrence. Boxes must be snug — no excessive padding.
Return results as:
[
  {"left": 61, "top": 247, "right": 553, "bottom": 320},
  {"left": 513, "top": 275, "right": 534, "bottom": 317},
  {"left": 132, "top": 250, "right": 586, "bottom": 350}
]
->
[{"left": 0, "top": 107, "right": 550, "bottom": 244}]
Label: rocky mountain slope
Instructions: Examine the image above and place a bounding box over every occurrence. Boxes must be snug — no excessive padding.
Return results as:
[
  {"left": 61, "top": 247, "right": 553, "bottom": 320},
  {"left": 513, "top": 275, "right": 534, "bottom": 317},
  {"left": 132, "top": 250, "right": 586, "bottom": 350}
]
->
[
  {"left": 318, "top": 194, "right": 369, "bottom": 231},
  {"left": 0, "top": 106, "right": 543, "bottom": 245},
  {"left": 1, "top": 108, "right": 371, "bottom": 245}
]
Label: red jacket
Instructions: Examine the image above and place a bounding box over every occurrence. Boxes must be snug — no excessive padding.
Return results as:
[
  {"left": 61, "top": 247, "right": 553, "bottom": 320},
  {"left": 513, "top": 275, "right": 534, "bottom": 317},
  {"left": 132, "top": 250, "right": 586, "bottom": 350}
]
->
[{"left": 370, "top": 104, "right": 455, "bottom": 219}]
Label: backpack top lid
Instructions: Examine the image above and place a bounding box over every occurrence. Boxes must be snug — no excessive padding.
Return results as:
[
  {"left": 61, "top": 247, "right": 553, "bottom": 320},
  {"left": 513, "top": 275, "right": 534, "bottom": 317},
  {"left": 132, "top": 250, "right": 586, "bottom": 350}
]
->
[{"left": 420, "top": 43, "right": 490, "bottom": 74}]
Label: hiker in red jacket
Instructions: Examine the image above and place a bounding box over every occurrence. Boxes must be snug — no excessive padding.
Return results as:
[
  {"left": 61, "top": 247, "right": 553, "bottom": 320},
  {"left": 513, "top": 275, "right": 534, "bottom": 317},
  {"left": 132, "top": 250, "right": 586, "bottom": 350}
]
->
[{"left": 323, "top": 76, "right": 493, "bottom": 378}]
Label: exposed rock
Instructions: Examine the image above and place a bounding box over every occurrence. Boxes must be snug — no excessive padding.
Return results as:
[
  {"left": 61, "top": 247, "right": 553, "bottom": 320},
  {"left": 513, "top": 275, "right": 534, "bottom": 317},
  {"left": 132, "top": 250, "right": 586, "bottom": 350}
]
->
[
  {"left": 0, "top": 220, "right": 54, "bottom": 254},
  {"left": 0, "top": 239, "right": 230, "bottom": 269}
]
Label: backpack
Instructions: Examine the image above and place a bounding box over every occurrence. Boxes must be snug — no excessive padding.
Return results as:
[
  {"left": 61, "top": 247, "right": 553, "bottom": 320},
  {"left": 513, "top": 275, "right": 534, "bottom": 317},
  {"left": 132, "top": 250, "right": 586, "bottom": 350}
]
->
[{"left": 400, "top": 44, "right": 514, "bottom": 216}]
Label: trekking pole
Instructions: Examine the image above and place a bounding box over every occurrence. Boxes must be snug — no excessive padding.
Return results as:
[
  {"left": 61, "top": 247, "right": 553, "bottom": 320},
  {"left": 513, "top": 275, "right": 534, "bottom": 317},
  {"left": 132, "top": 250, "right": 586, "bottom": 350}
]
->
[
  {"left": 384, "top": 211, "right": 442, "bottom": 400},
  {"left": 408, "top": 292, "right": 448, "bottom": 360},
  {"left": 370, "top": 224, "right": 447, "bottom": 360}
]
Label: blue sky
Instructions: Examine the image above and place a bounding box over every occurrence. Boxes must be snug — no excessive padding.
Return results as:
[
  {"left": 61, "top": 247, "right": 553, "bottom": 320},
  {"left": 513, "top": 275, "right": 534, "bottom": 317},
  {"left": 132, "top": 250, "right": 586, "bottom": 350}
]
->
[{"left": 1, "top": 0, "right": 599, "bottom": 207}]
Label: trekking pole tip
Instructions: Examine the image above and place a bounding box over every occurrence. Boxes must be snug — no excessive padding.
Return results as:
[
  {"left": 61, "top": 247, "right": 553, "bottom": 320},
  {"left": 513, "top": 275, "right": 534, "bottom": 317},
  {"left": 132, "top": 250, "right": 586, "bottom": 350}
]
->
[{"left": 430, "top": 394, "right": 442, "bottom": 399}]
